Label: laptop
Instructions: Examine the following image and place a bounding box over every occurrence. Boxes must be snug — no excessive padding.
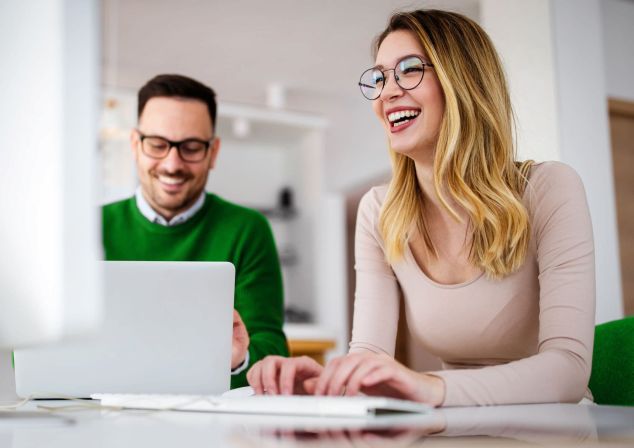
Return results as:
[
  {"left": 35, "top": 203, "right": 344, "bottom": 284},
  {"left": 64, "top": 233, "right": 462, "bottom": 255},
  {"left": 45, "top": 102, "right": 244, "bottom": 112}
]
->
[{"left": 14, "top": 261, "right": 234, "bottom": 398}]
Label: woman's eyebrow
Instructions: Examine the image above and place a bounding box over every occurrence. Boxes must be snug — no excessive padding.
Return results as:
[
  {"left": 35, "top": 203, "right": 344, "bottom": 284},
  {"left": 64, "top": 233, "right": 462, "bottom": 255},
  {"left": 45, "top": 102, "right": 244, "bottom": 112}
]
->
[{"left": 374, "top": 53, "right": 428, "bottom": 69}]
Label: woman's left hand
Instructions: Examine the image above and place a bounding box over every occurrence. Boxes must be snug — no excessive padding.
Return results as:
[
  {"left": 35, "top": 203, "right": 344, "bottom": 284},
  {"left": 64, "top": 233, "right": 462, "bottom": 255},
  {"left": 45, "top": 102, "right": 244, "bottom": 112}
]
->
[{"left": 312, "top": 352, "right": 445, "bottom": 407}]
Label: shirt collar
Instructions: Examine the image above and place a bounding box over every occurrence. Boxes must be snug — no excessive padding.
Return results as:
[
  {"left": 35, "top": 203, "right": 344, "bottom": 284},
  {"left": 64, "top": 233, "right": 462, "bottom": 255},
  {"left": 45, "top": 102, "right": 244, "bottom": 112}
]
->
[{"left": 135, "top": 187, "right": 206, "bottom": 226}]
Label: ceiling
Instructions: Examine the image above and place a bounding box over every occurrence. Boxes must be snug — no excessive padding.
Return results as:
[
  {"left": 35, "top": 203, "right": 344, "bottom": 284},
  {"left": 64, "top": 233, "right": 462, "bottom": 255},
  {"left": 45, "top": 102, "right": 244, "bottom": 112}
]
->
[{"left": 102, "top": 0, "right": 479, "bottom": 109}]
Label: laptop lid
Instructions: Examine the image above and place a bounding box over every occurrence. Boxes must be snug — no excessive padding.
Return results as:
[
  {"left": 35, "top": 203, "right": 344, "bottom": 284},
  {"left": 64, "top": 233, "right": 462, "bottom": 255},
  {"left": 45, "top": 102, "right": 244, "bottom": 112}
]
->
[{"left": 14, "top": 261, "right": 234, "bottom": 398}]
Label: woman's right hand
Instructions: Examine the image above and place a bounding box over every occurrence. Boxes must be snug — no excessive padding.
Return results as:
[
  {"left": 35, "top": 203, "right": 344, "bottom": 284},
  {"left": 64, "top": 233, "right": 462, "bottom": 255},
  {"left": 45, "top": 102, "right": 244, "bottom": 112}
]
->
[{"left": 247, "top": 355, "right": 324, "bottom": 395}]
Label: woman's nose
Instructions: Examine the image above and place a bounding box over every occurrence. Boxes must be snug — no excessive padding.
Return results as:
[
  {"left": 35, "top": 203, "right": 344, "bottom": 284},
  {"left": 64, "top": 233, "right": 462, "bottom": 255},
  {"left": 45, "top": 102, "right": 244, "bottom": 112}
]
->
[{"left": 379, "top": 70, "right": 403, "bottom": 101}]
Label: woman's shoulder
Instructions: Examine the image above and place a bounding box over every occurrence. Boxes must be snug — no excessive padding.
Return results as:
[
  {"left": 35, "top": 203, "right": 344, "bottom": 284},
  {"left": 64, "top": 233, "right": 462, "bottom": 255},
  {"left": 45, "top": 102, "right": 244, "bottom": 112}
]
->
[
  {"left": 524, "top": 161, "right": 591, "bottom": 239},
  {"left": 526, "top": 161, "right": 585, "bottom": 192},
  {"left": 355, "top": 185, "right": 390, "bottom": 233},
  {"left": 524, "top": 161, "right": 587, "bottom": 205},
  {"left": 358, "top": 185, "right": 390, "bottom": 214}
]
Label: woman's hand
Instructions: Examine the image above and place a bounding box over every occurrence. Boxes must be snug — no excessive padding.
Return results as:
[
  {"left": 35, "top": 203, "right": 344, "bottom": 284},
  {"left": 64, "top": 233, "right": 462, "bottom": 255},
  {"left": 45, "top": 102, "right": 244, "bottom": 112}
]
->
[
  {"left": 247, "top": 355, "right": 324, "bottom": 395},
  {"left": 313, "top": 352, "right": 445, "bottom": 406}
]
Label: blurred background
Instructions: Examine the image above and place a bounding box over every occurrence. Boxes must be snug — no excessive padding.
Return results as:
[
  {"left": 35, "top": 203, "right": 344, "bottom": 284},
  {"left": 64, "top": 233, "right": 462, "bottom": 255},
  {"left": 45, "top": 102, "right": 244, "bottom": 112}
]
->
[{"left": 98, "top": 0, "right": 633, "bottom": 368}]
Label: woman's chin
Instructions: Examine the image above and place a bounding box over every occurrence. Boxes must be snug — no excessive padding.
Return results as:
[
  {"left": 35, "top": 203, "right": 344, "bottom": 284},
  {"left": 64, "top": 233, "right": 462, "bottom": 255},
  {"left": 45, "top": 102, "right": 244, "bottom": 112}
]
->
[
  {"left": 389, "top": 142, "right": 419, "bottom": 157},
  {"left": 388, "top": 138, "right": 435, "bottom": 162}
]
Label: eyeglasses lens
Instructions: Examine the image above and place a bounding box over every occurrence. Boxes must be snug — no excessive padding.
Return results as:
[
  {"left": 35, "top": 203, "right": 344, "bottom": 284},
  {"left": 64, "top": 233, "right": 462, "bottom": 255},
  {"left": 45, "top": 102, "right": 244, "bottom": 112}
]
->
[
  {"left": 141, "top": 137, "right": 208, "bottom": 162},
  {"left": 358, "top": 56, "right": 426, "bottom": 100},
  {"left": 178, "top": 141, "right": 207, "bottom": 162},
  {"left": 396, "top": 57, "right": 425, "bottom": 89},
  {"left": 359, "top": 68, "right": 385, "bottom": 100},
  {"left": 142, "top": 137, "right": 170, "bottom": 158}
]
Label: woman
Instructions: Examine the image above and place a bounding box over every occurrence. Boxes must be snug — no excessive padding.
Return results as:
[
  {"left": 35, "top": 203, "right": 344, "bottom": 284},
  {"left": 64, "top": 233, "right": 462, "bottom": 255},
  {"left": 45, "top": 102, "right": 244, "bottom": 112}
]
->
[{"left": 247, "top": 9, "right": 595, "bottom": 407}]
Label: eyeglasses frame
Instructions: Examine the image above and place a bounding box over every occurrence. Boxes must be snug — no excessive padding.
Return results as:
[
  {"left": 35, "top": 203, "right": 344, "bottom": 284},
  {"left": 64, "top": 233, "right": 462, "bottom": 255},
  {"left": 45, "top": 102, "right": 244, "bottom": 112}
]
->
[
  {"left": 135, "top": 130, "right": 215, "bottom": 163},
  {"left": 358, "top": 55, "right": 434, "bottom": 100}
]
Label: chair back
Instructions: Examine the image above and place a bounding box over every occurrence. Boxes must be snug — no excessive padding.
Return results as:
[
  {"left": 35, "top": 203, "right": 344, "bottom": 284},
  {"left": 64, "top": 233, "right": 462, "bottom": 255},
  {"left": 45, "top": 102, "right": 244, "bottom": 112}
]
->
[{"left": 589, "top": 316, "right": 634, "bottom": 406}]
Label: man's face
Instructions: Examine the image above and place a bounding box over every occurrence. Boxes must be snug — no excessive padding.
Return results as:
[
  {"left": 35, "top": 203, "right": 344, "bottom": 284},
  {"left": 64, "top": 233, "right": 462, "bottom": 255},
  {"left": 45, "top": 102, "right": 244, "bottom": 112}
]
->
[{"left": 132, "top": 97, "right": 220, "bottom": 220}]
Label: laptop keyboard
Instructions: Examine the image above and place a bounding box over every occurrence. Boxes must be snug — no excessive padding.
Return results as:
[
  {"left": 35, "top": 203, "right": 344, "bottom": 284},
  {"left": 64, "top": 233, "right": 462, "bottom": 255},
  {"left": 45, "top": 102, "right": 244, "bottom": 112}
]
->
[{"left": 91, "top": 393, "right": 432, "bottom": 418}]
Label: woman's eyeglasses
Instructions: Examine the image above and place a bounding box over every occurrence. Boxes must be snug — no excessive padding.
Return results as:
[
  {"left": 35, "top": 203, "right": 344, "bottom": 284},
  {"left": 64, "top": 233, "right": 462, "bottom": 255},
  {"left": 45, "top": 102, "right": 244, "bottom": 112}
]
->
[{"left": 358, "top": 55, "right": 434, "bottom": 100}]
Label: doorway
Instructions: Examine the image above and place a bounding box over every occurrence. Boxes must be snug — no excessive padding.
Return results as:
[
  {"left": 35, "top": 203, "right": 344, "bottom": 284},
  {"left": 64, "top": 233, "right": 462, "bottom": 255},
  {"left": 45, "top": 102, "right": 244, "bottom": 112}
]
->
[{"left": 608, "top": 98, "right": 634, "bottom": 316}]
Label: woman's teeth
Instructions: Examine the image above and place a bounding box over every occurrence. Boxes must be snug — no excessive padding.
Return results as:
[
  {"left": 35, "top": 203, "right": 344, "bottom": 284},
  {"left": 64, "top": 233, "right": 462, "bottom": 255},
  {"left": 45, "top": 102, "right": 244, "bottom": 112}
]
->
[{"left": 388, "top": 109, "right": 420, "bottom": 127}]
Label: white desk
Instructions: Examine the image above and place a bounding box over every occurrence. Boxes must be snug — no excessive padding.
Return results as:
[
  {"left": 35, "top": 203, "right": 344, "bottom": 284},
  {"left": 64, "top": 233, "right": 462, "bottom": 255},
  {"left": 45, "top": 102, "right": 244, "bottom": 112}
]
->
[{"left": 1, "top": 401, "right": 633, "bottom": 447}]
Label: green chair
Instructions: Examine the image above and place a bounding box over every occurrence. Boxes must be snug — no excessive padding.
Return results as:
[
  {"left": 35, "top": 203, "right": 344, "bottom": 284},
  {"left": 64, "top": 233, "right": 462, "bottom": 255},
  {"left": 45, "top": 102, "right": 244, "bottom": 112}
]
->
[{"left": 588, "top": 316, "right": 634, "bottom": 406}]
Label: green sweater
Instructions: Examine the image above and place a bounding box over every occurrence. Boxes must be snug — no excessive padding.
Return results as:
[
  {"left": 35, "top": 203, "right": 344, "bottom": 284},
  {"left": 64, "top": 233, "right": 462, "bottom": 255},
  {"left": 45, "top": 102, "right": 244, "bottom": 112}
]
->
[{"left": 102, "top": 193, "right": 288, "bottom": 389}]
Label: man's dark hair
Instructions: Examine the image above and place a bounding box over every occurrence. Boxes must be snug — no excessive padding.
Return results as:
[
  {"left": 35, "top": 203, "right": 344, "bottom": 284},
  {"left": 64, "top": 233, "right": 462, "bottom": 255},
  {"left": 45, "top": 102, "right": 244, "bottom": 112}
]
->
[{"left": 137, "top": 74, "right": 217, "bottom": 131}]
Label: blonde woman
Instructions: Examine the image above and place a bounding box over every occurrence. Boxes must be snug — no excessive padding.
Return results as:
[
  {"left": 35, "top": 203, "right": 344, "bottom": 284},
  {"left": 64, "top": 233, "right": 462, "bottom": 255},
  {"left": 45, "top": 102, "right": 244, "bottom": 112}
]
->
[{"left": 247, "top": 9, "right": 595, "bottom": 407}]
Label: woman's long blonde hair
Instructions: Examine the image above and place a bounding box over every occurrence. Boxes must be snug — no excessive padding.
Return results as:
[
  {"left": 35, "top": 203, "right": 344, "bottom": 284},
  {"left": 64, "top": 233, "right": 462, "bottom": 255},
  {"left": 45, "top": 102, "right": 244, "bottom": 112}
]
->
[{"left": 377, "top": 10, "right": 533, "bottom": 279}]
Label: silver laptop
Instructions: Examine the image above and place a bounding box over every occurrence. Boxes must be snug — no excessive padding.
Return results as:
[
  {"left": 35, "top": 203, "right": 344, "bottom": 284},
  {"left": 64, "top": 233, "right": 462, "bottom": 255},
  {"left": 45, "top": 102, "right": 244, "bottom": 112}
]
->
[{"left": 14, "top": 261, "right": 234, "bottom": 398}]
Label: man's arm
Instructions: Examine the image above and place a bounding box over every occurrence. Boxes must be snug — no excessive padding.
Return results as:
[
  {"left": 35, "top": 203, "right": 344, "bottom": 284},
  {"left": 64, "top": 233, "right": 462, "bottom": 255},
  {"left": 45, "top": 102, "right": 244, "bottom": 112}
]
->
[{"left": 231, "top": 213, "right": 288, "bottom": 389}]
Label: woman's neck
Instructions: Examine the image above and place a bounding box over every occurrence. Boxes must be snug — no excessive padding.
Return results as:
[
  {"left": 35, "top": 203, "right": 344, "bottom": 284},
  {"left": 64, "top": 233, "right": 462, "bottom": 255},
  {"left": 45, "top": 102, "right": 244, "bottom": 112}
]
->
[
  {"left": 414, "top": 158, "right": 466, "bottom": 223},
  {"left": 414, "top": 158, "right": 443, "bottom": 208}
]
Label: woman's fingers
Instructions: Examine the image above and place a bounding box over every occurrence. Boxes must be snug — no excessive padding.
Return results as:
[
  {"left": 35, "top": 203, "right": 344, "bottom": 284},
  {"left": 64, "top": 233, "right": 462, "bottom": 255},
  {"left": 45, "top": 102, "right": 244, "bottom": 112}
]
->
[
  {"left": 314, "top": 353, "right": 381, "bottom": 396},
  {"left": 280, "top": 356, "right": 322, "bottom": 395},
  {"left": 247, "top": 356, "right": 284, "bottom": 395},
  {"left": 302, "top": 376, "right": 319, "bottom": 395},
  {"left": 278, "top": 359, "right": 297, "bottom": 395},
  {"left": 247, "top": 355, "right": 324, "bottom": 396},
  {"left": 343, "top": 359, "right": 385, "bottom": 396},
  {"left": 324, "top": 356, "right": 366, "bottom": 396},
  {"left": 361, "top": 364, "right": 400, "bottom": 390},
  {"left": 262, "top": 356, "right": 285, "bottom": 395},
  {"left": 246, "top": 360, "right": 263, "bottom": 394},
  {"left": 248, "top": 353, "right": 433, "bottom": 404},
  {"left": 360, "top": 362, "right": 433, "bottom": 403},
  {"left": 314, "top": 355, "right": 350, "bottom": 395}
]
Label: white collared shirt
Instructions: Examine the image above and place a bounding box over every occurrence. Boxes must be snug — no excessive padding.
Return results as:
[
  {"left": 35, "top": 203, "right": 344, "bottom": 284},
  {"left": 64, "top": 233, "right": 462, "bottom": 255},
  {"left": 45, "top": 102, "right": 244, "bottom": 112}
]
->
[
  {"left": 134, "top": 187, "right": 250, "bottom": 375},
  {"left": 135, "top": 187, "right": 205, "bottom": 226}
]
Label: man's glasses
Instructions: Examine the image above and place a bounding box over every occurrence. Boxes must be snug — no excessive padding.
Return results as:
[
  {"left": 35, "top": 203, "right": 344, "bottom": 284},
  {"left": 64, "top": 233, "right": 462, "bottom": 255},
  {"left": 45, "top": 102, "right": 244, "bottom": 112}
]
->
[
  {"left": 358, "top": 55, "right": 434, "bottom": 100},
  {"left": 137, "top": 131, "right": 213, "bottom": 163}
]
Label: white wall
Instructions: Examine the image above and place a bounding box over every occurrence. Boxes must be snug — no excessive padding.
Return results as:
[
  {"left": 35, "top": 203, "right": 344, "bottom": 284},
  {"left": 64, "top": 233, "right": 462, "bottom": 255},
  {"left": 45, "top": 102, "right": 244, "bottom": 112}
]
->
[
  {"left": 316, "top": 195, "right": 349, "bottom": 357},
  {"left": 291, "top": 95, "right": 390, "bottom": 193},
  {"left": 480, "top": 0, "right": 560, "bottom": 162},
  {"left": 102, "top": 0, "right": 480, "bottom": 194},
  {"left": 602, "top": 0, "right": 634, "bottom": 101},
  {"left": 552, "top": 0, "right": 623, "bottom": 323},
  {"left": 0, "top": 0, "right": 100, "bottom": 399},
  {"left": 0, "top": 0, "right": 101, "bottom": 341},
  {"left": 482, "top": 0, "right": 623, "bottom": 323}
]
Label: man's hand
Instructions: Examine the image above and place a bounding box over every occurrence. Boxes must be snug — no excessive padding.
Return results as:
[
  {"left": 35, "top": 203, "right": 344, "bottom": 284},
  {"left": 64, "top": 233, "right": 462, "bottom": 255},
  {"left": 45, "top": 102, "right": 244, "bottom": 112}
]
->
[{"left": 231, "top": 309, "right": 249, "bottom": 370}]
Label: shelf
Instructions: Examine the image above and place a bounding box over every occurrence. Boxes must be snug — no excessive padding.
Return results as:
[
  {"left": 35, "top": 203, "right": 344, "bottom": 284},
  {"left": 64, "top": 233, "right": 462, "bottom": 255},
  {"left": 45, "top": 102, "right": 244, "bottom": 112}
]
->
[
  {"left": 283, "top": 323, "right": 337, "bottom": 341},
  {"left": 218, "top": 102, "right": 328, "bottom": 130},
  {"left": 287, "top": 339, "right": 336, "bottom": 365},
  {"left": 285, "top": 324, "right": 337, "bottom": 365}
]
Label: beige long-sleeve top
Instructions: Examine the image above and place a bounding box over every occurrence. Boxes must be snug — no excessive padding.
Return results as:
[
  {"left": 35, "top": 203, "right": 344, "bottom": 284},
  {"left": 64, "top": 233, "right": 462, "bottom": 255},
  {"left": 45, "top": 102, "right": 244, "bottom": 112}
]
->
[{"left": 349, "top": 162, "right": 596, "bottom": 407}]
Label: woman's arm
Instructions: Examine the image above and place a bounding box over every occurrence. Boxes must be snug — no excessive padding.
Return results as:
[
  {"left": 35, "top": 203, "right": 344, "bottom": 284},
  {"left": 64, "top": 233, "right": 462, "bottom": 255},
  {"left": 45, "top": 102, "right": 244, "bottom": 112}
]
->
[
  {"left": 432, "top": 162, "right": 595, "bottom": 406},
  {"left": 348, "top": 188, "right": 401, "bottom": 356}
]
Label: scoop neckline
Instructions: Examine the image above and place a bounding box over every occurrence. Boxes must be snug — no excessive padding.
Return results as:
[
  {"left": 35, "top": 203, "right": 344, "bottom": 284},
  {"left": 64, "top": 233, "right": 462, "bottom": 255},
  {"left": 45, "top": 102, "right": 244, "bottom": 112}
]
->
[{"left": 404, "top": 243, "right": 485, "bottom": 289}]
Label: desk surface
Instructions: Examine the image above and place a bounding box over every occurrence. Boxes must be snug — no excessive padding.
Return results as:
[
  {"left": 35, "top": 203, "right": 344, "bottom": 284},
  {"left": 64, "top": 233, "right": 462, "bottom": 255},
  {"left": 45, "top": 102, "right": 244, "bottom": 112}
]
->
[{"left": 1, "top": 401, "right": 633, "bottom": 447}]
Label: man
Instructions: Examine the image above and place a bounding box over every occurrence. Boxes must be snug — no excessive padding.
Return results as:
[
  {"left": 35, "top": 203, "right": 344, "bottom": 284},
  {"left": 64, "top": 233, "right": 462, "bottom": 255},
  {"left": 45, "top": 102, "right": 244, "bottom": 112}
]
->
[{"left": 102, "top": 74, "right": 288, "bottom": 388}]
